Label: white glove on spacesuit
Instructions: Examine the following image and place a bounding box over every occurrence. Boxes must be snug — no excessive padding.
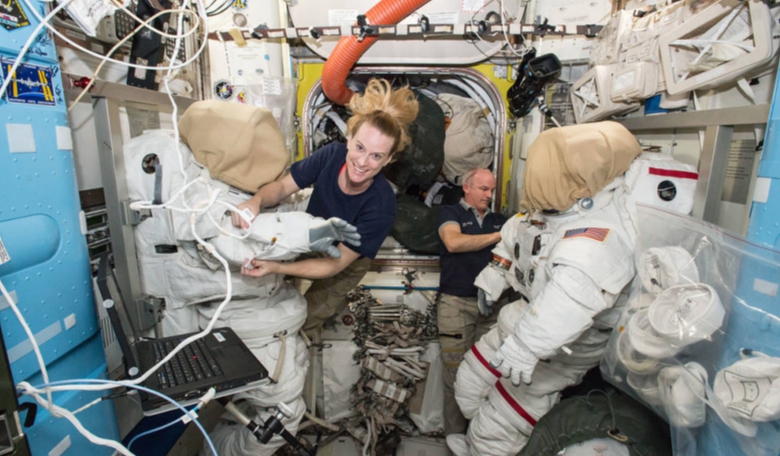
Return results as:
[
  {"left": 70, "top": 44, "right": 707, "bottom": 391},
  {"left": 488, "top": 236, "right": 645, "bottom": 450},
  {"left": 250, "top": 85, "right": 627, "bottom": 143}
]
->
[
  {"left": 474, "top": 264, "right": 510, "bottom": 306},
  {"left": 478, "top": 289, "right": 496, "bottom": 316},
  {"left": 489, "top": 334, "right": 538, "bottom": 386},
  {"left": 309, "top": 217, "right": 361, "bottom": 258}
]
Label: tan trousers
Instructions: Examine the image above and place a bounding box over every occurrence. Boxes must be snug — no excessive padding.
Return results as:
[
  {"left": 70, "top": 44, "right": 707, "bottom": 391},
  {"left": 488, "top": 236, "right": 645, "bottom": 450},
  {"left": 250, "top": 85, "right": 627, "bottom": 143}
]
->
[
  {"left": 438, "top": 293, "right": 499, "bottom": 435},
  {"left": 302, "top": 256, "right": 372, "bottom": 336}
]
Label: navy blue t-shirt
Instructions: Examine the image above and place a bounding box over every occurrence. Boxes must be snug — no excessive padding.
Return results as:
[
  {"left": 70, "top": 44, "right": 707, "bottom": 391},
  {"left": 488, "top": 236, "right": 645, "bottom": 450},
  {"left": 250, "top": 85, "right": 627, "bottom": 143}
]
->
[
  {"left": 438, "top": 202, "right": 507, "bottom": 297},
  {"left": 290, "top": 142, "right": 396, "bottom": 259}
]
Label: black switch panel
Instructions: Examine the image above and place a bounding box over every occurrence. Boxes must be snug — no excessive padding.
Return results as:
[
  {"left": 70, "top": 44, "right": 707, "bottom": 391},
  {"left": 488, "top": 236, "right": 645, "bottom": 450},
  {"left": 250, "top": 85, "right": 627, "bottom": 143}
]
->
[{"left": 126, "top": 0, "right": 172, "bottom": 90}]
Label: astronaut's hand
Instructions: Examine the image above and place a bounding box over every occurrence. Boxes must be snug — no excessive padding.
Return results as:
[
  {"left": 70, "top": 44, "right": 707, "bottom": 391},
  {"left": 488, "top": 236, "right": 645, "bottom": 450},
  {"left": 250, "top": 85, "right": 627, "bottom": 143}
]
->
[
  {"left": 489, "top": 334, "right": 538, "bottom": 386},
  {"left": 309, "top": 217, "right": 361, "bottom": 258},
  {"left": 477, "top": 288, "right": 496, "bottom": 316},
  {"left": 241, "top": 259, "right": 277, "bottom": 278},
  {"left": 231, "top": 201, "right": 258, "bottom": 229}
]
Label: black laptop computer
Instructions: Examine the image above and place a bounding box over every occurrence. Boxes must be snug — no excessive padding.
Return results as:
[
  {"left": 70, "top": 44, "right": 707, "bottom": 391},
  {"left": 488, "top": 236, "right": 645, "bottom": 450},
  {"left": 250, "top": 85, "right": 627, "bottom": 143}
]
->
[{"left": 96, "top": 255, "right": 269, "bottom": 414}]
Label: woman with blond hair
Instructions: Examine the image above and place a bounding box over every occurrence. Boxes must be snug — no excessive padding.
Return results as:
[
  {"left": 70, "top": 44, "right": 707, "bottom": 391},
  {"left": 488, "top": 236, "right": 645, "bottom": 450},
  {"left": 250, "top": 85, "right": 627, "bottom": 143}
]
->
[{"left": 233, "top": 78, "right": 419, "bottom": 335}]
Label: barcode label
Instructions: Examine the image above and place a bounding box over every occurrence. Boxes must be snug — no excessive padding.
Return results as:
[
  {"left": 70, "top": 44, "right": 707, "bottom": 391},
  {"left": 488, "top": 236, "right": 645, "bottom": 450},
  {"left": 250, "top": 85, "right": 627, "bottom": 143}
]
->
[
  {"left": 0, "top": 236, "right": 10, "bottom": 265},
  {"left": 262, "top": 78, "right": 282, "bottom": 96}
]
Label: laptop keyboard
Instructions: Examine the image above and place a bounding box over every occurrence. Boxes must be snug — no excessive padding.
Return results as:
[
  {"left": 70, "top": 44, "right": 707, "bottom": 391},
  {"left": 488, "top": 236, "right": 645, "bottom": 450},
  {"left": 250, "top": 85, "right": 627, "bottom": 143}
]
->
[{"left": 153, "top": 338, "right": 224, "bottom": 389}]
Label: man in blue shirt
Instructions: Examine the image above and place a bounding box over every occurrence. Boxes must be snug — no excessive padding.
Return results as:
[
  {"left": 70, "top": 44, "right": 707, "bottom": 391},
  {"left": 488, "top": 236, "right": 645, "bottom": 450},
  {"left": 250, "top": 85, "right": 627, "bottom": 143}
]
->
[{"left": 437, "top": 168, "right": 507, "bottom": 435}]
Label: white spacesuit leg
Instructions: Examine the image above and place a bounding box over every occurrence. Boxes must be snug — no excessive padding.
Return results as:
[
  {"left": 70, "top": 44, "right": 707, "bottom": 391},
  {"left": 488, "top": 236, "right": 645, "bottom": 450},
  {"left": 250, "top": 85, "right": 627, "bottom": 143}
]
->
[
  {"left": 455, "top": 301, "right": 527, "bottom": 419},
  {"left": 466, "top": 328, "right": 611, "bottom": 456}
]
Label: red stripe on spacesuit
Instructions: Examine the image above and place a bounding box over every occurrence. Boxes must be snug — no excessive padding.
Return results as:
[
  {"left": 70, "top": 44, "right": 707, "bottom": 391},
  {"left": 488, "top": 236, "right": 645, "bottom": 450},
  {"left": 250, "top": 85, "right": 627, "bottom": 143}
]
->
[
  {"left": 648, "top": 167, "right": 698, "bottom": 180},
  {"left": 495, "top": 380, "right": 537, "bottom": 427},
  {"left": 471, "top": 346, "right": 502, "bottom": 378}
]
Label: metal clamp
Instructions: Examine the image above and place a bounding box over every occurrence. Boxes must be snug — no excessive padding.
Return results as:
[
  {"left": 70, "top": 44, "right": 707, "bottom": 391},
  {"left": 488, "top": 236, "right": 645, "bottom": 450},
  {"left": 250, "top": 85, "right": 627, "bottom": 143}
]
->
[
  {"left": 356, "top": 14, "right": 375, "bottom": 42},
  {"left": 121, "top": 201, "right": 151, "bottom": 226}
]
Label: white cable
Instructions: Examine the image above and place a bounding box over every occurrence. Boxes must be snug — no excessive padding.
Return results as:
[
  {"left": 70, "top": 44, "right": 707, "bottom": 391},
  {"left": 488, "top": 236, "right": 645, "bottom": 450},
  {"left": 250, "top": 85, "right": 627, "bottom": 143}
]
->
[
  {"left": 19, "top": 0, "right": 208, "bottom": 73},
  {"left": 19, "top": 382, "right": 134, "bottom": 455},
  {"left": 106, "top": 0, "right": 195, "bottom": 39},
  {"left": 499, "top": 0, "right": 533, "bottom": 58},
  {"left": 67, "top": 6, "right": 202, "bottom": 110},
  {"left": 0, "top": 0, "right": 77, "bottom": 100},
  {"left": 362, "top": 418, "right": 371, "bottom": 456},
  {"left": 302, "top": 410, "right": 340, "bottom": 432},
  {"left": 0, "top": 278, "right": 55, "bottom": 414},
  {"left": 18, "top": 379, "right": 218, "bottom": 456},
  {"left": 71, "top": 397, "right": 103, "bottom": 415},
  {"left": 2, "top": 5, "right": 250, "bottom": 456},
  {"left": 5, "top": 0, "right": 228, "bottom": 392}
]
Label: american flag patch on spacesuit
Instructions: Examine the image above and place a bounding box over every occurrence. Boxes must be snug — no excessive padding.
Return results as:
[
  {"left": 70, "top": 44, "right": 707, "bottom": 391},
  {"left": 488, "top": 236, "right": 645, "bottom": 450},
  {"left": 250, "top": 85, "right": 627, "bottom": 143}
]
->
[{"left": 563, "top": 227, "right": 610, "bottom": 242}]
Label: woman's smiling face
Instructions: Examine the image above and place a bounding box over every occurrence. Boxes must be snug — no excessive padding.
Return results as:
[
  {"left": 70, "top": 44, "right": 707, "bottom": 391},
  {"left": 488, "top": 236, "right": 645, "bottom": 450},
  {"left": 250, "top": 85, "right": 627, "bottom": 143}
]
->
[{"left": 343, "top": 122, "right": 395, "bottom": 192}]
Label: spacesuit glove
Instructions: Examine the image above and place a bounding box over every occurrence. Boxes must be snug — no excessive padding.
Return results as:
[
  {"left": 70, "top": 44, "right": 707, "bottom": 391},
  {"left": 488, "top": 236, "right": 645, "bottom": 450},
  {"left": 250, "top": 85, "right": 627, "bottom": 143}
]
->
[
  {"left": 474, "top": 264, "right": 509, "bottom": 304},
  {"left": 489, "top": 334, "right": 538, "bottom": 386},
  {"left": 477, "top": 288, "right": 496, "bottom": 316},
  {"left": 309, "top": 217, "right": 361, "bottom": 258}
]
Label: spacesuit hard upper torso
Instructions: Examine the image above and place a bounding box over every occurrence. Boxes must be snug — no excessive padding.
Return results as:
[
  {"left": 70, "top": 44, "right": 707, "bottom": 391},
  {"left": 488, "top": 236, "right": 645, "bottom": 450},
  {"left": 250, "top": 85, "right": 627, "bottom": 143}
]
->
[{"left": 493, "top": 179, "right": 636, "bottom": 336}]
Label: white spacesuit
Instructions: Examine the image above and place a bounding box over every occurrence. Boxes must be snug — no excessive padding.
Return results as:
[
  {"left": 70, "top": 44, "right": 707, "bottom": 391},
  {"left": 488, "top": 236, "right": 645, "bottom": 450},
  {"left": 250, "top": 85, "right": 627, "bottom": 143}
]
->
[
  {"left": 448, "top": 122, "right": 643, "bottom": 456},
  {"left": 123, "top": 126, "right": 359, "bottom": 456}
]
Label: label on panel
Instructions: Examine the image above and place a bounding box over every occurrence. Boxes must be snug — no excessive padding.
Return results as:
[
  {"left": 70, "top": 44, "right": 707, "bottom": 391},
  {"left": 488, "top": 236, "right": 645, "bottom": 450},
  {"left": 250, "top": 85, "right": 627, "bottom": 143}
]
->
[
  {"left": 0, "top": 0, "right": 30, "bottom": 30},
  {"left": 1, "top": 59, "right": 56, "bottom": 106}
]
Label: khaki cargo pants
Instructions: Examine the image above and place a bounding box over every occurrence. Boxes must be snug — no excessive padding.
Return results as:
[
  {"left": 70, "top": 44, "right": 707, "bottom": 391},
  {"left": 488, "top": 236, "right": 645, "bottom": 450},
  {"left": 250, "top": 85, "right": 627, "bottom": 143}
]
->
[
  {"left": 438, "top": 293, "right": 500, "bottom": 435},
  {"left": 302, "top": 255, "right": 372, "bottom": 337}
]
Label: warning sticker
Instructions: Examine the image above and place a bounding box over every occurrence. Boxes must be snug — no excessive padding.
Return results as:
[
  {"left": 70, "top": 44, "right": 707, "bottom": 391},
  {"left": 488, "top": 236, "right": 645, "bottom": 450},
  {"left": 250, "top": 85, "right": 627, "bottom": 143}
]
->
[
  {"left": 0, "top": 0, "right": 30, "bottom": 30},
  {"left": 0, "top": 236, "right": 10, "bottom": 265},
  {"left": 1, "top": 60, "right": 56, "bottom": 106}
]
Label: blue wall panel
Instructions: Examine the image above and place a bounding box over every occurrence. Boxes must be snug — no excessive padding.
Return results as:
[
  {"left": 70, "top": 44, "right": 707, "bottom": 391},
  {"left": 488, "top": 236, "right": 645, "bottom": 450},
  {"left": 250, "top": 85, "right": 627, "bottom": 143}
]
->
[
  {"left": 1, "top": 1, "right": 120, "bottom": 453},
  {"left": 697, "top": 62, "right": 780, "bottom": 456}
]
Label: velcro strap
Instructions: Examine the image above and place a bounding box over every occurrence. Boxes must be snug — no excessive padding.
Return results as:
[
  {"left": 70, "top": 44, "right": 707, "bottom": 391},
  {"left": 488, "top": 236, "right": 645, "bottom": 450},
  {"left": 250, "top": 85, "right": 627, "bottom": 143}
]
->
[
  {"left": 491, "top": 254, "right": 512, "bottom": 270},
  {"left": 152, "top": 156, "right": 163, "bottom": 205}
]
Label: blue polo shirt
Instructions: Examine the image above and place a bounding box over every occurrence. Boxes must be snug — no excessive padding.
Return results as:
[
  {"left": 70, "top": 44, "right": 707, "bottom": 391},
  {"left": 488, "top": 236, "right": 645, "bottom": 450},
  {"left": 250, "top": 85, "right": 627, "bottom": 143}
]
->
[
  {"left": 438, "top": 199, "right": 507, "bottom": 297},
  {"left": 290, "top": 142, "right": 396, "bottom": 259}
]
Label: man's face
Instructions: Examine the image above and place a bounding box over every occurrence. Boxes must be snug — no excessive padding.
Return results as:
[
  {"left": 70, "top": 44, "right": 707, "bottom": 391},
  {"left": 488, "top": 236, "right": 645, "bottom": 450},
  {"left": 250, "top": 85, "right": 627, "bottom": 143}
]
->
[{"left": 463, "top": 170, "right": 496, "bottom": 213}]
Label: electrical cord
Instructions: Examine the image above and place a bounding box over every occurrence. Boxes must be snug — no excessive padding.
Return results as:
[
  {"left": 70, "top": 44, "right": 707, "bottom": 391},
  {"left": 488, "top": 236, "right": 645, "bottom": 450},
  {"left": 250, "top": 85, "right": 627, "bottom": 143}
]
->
[
  {"left": 67, "top": 6, "right": 201, "bottom": 110},
  {"left": 128, "top": 414, "right": 184, "bottom": 451},
  {"left": 127, "top": 386, "right": 214, "bottom": 453},
  {"left": 16, "top": 0, "right": 208, "bottom": 77},
  {"left": 0, "top": 278, "right": 55, "bottom": 415},
  {"left": 499, "top": 0, "right": 533, "bottom": 58},
  {"left": 0, "top": 0, "right": 303, "bottom": 453},
  {"left": 3, "top": 0, "right": 225, "bottom": 412},
  {"left": 19, "top": 379, "right": 218, "bottom": 456}
]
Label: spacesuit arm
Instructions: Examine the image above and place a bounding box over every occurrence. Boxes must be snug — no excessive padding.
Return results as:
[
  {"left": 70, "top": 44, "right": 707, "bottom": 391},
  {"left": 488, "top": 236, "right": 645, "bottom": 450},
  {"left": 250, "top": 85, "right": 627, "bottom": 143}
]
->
[
  {"left": 473, "top": 216, "right": 521, "bottom": 302},
  {"left": 208, "top": 212, "right": 360, "bottom": 264},
  {"left": 231, "top": 174, "right": 301, "bottom": 228},
  {"left": 491, "top": 265, "right": 616, "bottom": 384}
]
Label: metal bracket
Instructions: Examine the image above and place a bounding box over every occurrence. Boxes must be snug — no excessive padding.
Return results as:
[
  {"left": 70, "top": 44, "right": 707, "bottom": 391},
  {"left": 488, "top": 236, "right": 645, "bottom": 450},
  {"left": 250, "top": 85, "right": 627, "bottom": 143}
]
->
[
  {"left": 576, "top": 24, "right": 603, "bottom": 38},
  {"left": 120, "top": 200, "right": 151, "bottom": 226},
  {"left": 133, "top": 295, "right": 166, "bottom": 330},
  {"left": 356, "top": 14, "right": 375, "bottom": 42}
]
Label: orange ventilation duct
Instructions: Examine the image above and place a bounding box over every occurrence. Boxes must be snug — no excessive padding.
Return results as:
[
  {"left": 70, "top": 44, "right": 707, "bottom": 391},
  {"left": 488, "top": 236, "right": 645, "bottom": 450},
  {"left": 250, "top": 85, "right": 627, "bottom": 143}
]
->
[{"left": 321, "top": 0, "right": 431, "bottom": 105}]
